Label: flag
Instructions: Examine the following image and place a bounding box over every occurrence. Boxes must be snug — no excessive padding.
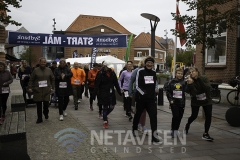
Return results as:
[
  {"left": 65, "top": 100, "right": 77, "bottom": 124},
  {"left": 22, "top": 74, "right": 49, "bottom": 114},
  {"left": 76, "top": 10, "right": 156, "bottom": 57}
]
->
[
  {"left": 125, "top": 33, "right": 133, "bottom": 62},
  {"left": 176, "top": 0, "right": 187, "bottom": 46}
]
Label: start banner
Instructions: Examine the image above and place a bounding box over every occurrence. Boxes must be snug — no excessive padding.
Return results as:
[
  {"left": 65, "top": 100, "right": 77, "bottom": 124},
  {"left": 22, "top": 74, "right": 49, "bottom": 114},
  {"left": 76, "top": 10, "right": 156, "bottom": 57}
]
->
[{"left": 8, "top": 31, "right": 128, "bottom": 48}]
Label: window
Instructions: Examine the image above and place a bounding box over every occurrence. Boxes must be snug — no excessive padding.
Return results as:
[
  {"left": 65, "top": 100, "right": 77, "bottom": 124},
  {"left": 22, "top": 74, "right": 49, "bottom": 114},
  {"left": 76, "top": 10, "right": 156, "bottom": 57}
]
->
[
  {"left": 155, "top": 53, "right": 158, "bottom": 58},
  {"left": 159, "top": 54, "right": 163, "bottom": 59},
  {"left": 137, "top": 51, "right": 142, "bottom": 57},
  {"left": 206, "top": 21, "right": 227, "bottom": 65}
]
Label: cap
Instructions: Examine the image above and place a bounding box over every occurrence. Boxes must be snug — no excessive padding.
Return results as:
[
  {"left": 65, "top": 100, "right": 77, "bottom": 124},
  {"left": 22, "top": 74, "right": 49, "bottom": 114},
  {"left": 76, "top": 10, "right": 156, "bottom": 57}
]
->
[{"left": 102, "top": 60, "right": 113, "bottom": 68}]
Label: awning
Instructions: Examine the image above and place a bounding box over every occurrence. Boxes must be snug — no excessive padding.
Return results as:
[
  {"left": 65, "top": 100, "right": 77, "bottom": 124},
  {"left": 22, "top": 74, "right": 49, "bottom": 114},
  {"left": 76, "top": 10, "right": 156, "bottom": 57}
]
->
[{"left": 5, "top": 54, "right": 22, "bottom": 62}]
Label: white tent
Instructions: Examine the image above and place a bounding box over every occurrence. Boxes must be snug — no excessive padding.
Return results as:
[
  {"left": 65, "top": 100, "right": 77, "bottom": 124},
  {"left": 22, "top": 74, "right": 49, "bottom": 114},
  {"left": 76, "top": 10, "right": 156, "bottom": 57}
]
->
[{"left": 66, "top": 55, "right": 126, "bottom": 76}]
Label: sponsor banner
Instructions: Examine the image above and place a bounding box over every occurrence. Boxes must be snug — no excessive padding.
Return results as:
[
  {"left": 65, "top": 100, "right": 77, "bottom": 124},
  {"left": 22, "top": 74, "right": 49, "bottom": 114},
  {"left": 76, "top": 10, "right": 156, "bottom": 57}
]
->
[
  {"left": 90, "top": 48, "right": 97, "bottom": 68},
  {"left": 8, "top": 32, "right": 127, "bottom": 48}
]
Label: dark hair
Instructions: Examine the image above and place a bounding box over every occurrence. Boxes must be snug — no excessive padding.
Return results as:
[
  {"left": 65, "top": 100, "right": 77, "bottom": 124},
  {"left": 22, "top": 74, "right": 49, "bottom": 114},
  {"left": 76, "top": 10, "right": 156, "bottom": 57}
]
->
[
  {"left": 93, "top": 63, "right": 98, "bottom": 67},
  {"left": 52, "top": 61, "right": 57, "bottom": 64},
  {"left": 127, "top": 60, "right": 133, "bottom": 64}
]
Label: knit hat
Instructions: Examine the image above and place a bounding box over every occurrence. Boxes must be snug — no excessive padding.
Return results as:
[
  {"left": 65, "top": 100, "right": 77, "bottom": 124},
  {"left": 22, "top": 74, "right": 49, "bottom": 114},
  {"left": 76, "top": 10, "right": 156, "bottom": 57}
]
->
[
  {"left": 144, "top": 57, "right": 154, "bottom": 64},
  {"left": 102, "top": 60, "right": 113, "bottom": 68}
]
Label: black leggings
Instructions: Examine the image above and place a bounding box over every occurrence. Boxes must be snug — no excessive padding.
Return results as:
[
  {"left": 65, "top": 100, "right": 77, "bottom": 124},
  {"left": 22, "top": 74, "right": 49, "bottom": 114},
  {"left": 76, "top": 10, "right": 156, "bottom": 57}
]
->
[
  {"left": 187, "top": 105, "right": 212, "bottom": 133},
  {"left": 171, "top": 105, "right": 184, "bottom": 130},
  {"left": 0, "top": 93, "right": 9, "bottom": 116},
  {"left": 58, "top": 96, "right": 69, "bottom": 115},
  {"left": 89, "top": 87, "right": 94, "bottom": 106}
]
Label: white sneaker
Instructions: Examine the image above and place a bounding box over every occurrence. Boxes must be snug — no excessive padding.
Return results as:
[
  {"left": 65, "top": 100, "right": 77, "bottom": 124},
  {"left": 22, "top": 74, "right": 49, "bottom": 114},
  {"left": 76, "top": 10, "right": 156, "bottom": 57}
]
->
[
  {"left": 78, "top": 99, "right": 81, "bottom": 103},
  {"left": 143, "top": 126, "right": 148, "bottom": 135},
  {"left": 138, "top": 124, "right": 143, "bottom": 132},
  {"left": 63, "top": 111, "right": 67, "bottom": 117},
  {"left": 59, "top": 115, "right": 64, "bottom": 121}
]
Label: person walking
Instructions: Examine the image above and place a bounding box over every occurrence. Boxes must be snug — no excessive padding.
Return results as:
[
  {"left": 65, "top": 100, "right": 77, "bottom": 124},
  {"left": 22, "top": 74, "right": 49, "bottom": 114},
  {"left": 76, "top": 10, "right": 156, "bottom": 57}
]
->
[
  {"left": 128, "top": 58, "right": 149, "bottom": 134},
  {"left": 54, "top": 58, "right": 72, "bottom": 121},
  {"left": 132, "top": 56, "right": 161, "bottom": 143},
  {"left": 84, "top": 64, "right": 89, "bottom": 98},
  {"left": 118, "top": 60, "right": 133, "bottom": 121},
  {"left": 18, "top": 60, "right": 32, "bottom": 104},
  {"left": 28, "top": 57, "right": 55, "bottom": 124},
  {"left": 49, "top": 61, "right": 58, "bottom": 104},
  {"left": 0, "top": 61, "right": 13, "bottom": 125},
  {"left": 71, "top": 62, "right": 86, "bottom": 110},
  {"left": 166, "top": 67, "right": 187, "bottom": 138},
  {"left": 88, "top": 63, "right": 99, "bottom": 112},
  {"left": 93, "top": 60, "right": 121, "bottom": 129},
  {"left": 185, "top": 67, "right": 214, "bottom": 141}
]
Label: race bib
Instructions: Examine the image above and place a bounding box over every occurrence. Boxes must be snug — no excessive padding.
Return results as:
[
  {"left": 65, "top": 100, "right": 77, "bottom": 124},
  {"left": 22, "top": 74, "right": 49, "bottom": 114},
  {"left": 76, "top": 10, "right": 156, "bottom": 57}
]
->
[
  {"left": 74, "top": 79, "right": 80, "bottom": 85},
  {"left": 144, "top": 76, "right": 154, "bottom": 84},
  {"left": 173, "top": 90, "right": 182, "bottom": 98},
  {"left": 59, "top": 82, "right": 67, "bottom": 88},
  {"left": 39, "top": 80, "right": 47, "bottom": 88},
  {"left": 2, "top": 87, "right": 9, "bottom": 93},
  {"left": 22, "top": 74, "right": 28, "bottom": 80},
  {"left": 196, "top": 93, "right": 206, "bottom": 100},
  {"left": 124, "top": 91, "right": 129, "bottom": 97}
]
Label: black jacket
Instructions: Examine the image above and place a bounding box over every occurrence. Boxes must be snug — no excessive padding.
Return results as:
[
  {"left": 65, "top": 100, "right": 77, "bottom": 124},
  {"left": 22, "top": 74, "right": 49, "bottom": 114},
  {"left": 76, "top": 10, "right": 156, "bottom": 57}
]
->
[
  {"left": 94, "top": 68, "right": 121, "bottom": 105},
  {"left": 135, "top": 67, "right": 157, "bottom": 102},
  {"left": 54, "top": 66, "right": 73, "bottom": 97},
  {"left": 166, "top": 78, "right": 187, "bottom": 107}
]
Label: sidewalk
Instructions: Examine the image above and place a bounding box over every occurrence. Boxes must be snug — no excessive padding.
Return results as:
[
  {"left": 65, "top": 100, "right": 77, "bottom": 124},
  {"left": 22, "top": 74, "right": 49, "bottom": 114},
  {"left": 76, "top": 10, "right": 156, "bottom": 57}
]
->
[{"left": 1, "top": 79, "right": 240, "bottom": 160}]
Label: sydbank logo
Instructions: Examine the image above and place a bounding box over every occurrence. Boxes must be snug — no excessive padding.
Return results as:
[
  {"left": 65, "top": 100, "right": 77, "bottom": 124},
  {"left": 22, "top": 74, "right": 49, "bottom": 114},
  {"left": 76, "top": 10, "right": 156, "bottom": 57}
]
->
[
  {"left": 96, "top": 37, "right": 118, "bottom": 43},
  {"left": 54, "top": 128, "right": 86, "bottom": 153}
]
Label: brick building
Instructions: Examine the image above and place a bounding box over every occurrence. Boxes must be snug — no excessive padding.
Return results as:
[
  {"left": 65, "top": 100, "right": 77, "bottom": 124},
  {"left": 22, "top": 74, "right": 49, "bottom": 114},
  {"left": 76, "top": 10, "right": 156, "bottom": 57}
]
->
[
  {"left": 195, "top": 0, "right": 239, "bottom": 83},
  {"left": 134, "top": 32, "right": 166, "bottom": 70}
]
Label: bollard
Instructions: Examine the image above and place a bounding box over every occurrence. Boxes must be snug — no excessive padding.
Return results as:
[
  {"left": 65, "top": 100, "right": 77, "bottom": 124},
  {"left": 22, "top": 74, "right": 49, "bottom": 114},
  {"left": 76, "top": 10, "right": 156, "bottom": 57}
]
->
[{"left": 158, "top": 88, "right": 164, "bottom": 106}]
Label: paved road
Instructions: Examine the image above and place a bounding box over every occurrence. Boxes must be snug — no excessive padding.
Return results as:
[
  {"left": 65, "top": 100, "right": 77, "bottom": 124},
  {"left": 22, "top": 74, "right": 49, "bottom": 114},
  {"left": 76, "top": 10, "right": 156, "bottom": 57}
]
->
[{"left": 0, "top": 79, "right": 240, "bottom": 160}]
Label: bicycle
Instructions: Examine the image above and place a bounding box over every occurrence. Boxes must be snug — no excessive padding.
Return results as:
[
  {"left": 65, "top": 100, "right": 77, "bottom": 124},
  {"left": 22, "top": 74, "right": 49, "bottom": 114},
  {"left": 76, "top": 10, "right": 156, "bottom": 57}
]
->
[
  {"left": 227, "top": 76, "right": 240, "bottom": 106},
  {"left": 210, "top": 80, "right": 222, "bottom": 104}
]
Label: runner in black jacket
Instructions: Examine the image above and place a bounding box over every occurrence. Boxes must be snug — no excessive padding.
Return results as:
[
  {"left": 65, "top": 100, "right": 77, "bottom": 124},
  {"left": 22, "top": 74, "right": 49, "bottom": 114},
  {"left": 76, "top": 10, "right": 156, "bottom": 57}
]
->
[
  {"left": 132, "top": 56, "right": 161, "bottom": 143},
  {"left": 166, "top": 67, "right": 187, "bottom": 138}
]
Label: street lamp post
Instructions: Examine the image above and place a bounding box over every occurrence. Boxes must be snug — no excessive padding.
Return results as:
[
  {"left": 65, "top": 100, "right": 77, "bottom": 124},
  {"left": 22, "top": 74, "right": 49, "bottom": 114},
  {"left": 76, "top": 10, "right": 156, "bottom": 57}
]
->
[
  {"left": 164, "top": 29, "right": 168, "bottom": 69},
  {"left": 141, "top": 13, "right": 160, "bottom": 58},
  {"left": 52, "top": 18, "right": 56, "bottom": 33}
]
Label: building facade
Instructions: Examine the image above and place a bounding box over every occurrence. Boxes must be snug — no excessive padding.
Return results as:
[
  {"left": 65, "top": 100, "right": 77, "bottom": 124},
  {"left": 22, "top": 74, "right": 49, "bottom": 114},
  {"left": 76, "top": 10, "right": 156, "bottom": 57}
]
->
[{"left": 195, "top": 0, "right": 239, "bottom": 83}]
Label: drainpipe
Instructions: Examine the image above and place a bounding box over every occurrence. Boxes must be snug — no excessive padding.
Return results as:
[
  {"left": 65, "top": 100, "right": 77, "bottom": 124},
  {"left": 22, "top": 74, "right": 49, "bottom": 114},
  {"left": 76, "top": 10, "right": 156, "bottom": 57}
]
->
[{"left": 236, "top": 0, "right": 240, "bottom": 75}]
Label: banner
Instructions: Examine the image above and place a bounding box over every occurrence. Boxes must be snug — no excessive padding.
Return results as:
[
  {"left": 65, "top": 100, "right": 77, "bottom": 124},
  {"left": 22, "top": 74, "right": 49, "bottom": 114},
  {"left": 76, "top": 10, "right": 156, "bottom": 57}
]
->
[
  {"left": 8, "top": 32, "right": 128, "bottom": 48},
  {"left": 90, "top": 47, "right": 97, "bottom": 68}
]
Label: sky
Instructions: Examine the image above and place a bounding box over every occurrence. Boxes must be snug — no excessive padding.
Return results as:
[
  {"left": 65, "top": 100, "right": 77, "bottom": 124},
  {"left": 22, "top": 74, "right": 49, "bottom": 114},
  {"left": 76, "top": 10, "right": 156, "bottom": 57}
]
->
[{"left": 6, "top": 0, "right": 196, "bottom": 47}]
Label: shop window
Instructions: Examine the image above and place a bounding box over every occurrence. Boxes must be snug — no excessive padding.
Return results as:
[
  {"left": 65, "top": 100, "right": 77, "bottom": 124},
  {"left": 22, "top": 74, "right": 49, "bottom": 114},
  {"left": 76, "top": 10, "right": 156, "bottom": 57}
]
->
[
  {"left": 205, "top": 21, "right": 227, "bottom": 65},
  {"left": 137, "top": 51, "right": 142, "bottom": 57}
]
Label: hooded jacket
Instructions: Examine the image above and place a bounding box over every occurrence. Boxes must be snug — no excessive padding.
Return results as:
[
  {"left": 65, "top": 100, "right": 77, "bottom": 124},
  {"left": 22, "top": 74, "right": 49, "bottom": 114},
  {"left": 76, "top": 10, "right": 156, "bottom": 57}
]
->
[{"left": 166, "top": 78, "right": 187, "bottom": 107}]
